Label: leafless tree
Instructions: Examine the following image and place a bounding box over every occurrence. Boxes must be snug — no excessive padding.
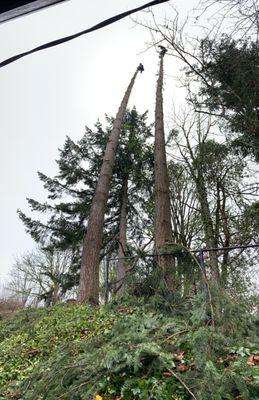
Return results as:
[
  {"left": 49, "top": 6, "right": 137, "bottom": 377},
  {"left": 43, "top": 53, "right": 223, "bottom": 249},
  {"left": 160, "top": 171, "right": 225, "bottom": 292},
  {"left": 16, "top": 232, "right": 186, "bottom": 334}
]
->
[
  {"left": 6, "top": 249, "right": 73, "bottom": 306},
  {"left": 168, "top": 160, "right": 200, "bottom": 249},
  {"left": 172, "top": 109, "right": 258, "bottom": 283},
  {"left": 196, "top": 0, "right": 259, "bottom": 40}
]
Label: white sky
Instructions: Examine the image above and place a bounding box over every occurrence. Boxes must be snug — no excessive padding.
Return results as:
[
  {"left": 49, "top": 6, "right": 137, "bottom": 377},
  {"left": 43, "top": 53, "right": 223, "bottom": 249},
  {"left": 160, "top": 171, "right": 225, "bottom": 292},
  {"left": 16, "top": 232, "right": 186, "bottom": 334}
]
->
[{"left": 0, "top": 0, "right": 199, "bottom": 283}]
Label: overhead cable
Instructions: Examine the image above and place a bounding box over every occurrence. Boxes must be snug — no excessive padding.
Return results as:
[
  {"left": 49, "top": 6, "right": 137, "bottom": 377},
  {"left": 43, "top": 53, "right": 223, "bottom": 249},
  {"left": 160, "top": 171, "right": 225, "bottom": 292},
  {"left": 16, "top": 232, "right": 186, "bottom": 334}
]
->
[{"left": 0, "top": 0, "right": 169, "bottom": 69}]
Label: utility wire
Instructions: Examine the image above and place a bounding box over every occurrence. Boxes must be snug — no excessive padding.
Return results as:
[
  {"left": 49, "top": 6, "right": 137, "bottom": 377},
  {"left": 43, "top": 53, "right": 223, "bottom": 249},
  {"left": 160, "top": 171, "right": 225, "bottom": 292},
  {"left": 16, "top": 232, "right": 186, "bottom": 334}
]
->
[{"left": 0, "top": 0, "right": 169, "bottom": 69}]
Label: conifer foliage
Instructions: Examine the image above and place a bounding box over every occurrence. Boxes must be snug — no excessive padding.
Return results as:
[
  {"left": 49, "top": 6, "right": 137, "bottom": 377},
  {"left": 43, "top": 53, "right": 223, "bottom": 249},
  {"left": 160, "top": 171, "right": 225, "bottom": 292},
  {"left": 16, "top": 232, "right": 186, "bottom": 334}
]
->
[
  {"left": 18, "top": 108, "right": 153, "bottom": 294},
  {"left": 5, "top": 0, "right": 259, "bottom": 398}
]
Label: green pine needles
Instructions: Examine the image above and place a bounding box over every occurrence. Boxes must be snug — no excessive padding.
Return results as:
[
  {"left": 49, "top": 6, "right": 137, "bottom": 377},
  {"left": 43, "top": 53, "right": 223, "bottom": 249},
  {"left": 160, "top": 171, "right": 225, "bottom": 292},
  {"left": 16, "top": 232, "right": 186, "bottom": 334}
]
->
[{"left": 1, "top": 297, "right": 259, "bottom": 400}]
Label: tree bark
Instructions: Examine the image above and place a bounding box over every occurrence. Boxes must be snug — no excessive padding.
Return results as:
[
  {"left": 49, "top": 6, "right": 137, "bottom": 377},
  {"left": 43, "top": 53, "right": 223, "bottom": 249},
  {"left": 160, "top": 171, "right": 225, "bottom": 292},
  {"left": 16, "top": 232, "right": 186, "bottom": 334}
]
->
[
  {"left": 115, "top": 178, "right": 128, "bottom": 296},
  {"left": 78, "top": 68, "right": 140, "bottom": 304},
  {"left": 154, "top": 50, "right": 175, "bottom": 289},
  {"left": 219, "top": 185, "right": 230, "bottom": 285},
  {"left": 195, "top": 172, "right": 220, "bottom": 283}
]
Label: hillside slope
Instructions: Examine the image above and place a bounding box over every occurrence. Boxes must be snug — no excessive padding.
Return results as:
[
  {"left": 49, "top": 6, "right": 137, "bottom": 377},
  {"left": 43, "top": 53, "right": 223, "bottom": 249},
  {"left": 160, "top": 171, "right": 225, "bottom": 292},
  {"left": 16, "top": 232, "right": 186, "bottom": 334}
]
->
[{"left": 0, "top": 299, "right": 259, "bottom": 400}]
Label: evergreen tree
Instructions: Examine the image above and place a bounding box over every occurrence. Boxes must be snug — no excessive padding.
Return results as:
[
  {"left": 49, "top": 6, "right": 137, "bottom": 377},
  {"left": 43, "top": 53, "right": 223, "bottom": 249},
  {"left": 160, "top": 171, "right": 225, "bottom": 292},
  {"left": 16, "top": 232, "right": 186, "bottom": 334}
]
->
[
  {"left": 192, "top": 38, "right": 259, "bottom": 161},
  {"left": 18, "top": 108, "right": 153, "bottom": 295},
  {"left": 111, "top": 110, "right": 154, "bottom": 295}
]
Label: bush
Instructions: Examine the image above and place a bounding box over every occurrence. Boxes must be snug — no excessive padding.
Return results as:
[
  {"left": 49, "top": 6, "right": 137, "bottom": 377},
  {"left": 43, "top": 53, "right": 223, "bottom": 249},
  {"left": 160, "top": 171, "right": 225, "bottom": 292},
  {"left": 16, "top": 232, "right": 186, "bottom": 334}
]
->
[{"left": 0, "top": 298, "right": 259, "bottom": 399}]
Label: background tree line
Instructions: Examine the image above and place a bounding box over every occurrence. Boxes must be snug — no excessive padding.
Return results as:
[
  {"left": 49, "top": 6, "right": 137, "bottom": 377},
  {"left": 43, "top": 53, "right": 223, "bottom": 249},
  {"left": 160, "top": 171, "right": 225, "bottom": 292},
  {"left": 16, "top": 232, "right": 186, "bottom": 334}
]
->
[{"left": 3, "top": 0, "right": 258, "bottom": 308}]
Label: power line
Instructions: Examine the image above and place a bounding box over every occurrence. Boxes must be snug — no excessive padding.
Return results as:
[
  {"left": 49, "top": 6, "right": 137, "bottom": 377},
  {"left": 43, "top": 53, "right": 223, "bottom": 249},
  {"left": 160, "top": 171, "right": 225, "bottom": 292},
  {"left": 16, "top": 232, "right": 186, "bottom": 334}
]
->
[
  {"left": 106, "top": 243, "right": 259, "bottom": 260},
  {"left": 0, "top": 0, "right": 169, "bottom": 69}
]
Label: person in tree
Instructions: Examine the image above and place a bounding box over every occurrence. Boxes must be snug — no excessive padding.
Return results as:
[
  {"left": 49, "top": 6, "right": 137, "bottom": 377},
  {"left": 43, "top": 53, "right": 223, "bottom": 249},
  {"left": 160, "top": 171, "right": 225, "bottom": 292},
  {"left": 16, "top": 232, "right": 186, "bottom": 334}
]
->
[
  {"left": 137, "top": 63, "right": 144, "bottom": 73},
  {"left": 158, "top": 45, "right": 167, "bottom": 57}
]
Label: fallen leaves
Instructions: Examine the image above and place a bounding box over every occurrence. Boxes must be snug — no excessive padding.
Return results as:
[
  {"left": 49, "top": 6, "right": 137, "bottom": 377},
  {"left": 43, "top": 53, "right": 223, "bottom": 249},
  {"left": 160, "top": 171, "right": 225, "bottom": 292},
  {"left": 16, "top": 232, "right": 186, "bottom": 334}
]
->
[
  {"left": 163, "top": 349, "right": 192, "bottom": 376},
  {"left": 173, "top": 349, "right": 185, "bottom": 361},
  {"left": 163, "top": 371, "right": 172, "bottom": 377},
  {"left": 20, "top": 347, "right": 39, "bottom": 357},
  {"left": 173, "top": 349, "right": 191, "bottom": 372},
  {"left": 176, "top": 364, "right": 190, "bottom": 373},
  {"left": 247, "top": 354, "right": 259, "bottom": 366},
  {"left": 80, "top": 327, "right": 90, "bottom": 339}
]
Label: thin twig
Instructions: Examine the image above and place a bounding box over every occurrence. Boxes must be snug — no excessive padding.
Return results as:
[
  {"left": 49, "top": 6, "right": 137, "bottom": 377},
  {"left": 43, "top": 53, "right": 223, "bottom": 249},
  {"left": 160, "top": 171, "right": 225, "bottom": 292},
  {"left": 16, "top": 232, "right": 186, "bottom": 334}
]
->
[{"left": 167, "top": 367, "right": 198, "bottom": 400}]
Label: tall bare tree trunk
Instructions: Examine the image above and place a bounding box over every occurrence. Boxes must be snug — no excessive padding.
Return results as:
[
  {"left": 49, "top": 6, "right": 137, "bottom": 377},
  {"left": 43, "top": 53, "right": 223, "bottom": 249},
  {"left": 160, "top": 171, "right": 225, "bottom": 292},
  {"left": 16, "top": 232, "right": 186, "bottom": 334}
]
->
[
  {"left": 195, "top": 172, "right": 220, "bottom": 283},
  {"left": 154, "top": 48, "right": 175, "bottom": 289},
  {"left": 78, "top": 67, "right": 141, "bottom": 304},
  {"left": 115, "top": 178, "right": 128, "bottom": 296}
]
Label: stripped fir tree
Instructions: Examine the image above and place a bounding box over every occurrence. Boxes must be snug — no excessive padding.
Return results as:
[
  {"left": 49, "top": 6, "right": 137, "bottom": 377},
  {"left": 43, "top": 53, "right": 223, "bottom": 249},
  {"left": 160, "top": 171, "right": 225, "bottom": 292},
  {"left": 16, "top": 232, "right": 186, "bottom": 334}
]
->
[
  {"left": 154, "top": 47, "right": 175, "bottom": 290},
  {"left": 78, "top": 64, "right": 144, "bottom": 303}
]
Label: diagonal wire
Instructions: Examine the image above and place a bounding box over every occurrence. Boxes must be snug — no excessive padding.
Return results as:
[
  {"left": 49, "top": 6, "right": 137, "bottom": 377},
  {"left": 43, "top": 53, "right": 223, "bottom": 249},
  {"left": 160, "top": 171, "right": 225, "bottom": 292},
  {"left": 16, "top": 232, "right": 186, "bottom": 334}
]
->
[{"left": 0, "top": 0, "right": 169, "bottom": 69}]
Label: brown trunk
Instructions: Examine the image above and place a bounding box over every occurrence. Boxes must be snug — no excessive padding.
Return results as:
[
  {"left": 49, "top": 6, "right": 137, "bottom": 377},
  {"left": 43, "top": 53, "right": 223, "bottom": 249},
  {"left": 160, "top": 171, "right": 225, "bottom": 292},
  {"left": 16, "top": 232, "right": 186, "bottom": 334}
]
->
[
  {"left": 154, "top": 49, "right": 175, "bottom": 289},
  {"left": 116, "top": 178, "right": 128, "bottom": 296},
  {"left": 219, "top": 185, "right": 230, "bottom": 285},
  {"left": 78, "top": 68, "right": 140, "bottom": 304},
  {"left": 196, "top": 172, "right": 220, "bottom": 283}
]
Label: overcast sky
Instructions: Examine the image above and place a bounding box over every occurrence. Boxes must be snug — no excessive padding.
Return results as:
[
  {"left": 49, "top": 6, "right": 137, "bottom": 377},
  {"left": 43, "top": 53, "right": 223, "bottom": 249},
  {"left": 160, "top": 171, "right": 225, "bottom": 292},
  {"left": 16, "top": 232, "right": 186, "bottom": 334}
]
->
[{"left": 0, "top": 0, "right": 199, "bottom": 283}]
